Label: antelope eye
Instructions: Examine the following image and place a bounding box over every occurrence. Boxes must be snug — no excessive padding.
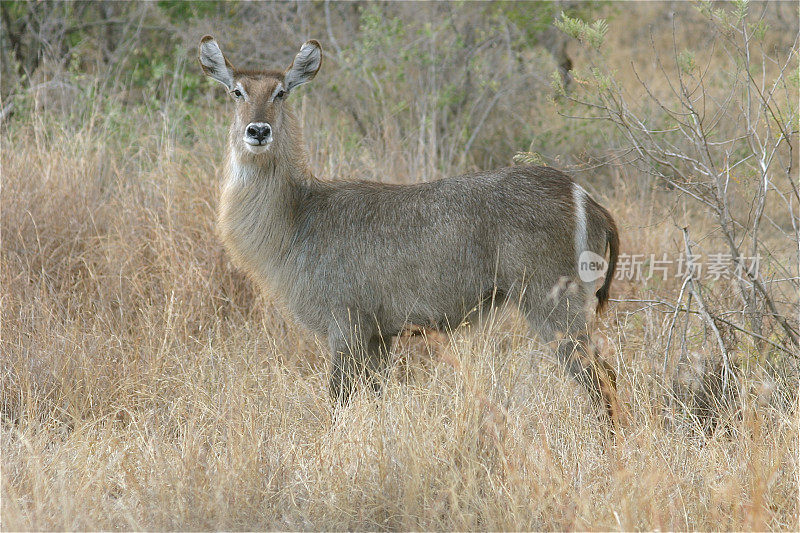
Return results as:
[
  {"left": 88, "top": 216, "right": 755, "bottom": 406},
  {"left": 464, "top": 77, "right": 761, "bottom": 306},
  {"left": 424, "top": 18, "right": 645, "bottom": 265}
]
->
[
  {"left": 232, "top": 89, "right": 242, "bottom": 98},
  {"left": 274, "top": 89, "right": 286, "bottom": 100}
]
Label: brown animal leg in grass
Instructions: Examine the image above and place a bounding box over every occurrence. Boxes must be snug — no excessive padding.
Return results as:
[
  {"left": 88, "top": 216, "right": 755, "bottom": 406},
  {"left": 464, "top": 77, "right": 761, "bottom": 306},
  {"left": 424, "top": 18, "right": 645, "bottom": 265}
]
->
[
  {"left": 397, "top": 325, "right": 454, "bottom": 368},
  {"left": 402, "top": 325, "right": 507, "bottom": 433},
  {"left": 328, "top": 319, "right": 392, "bottom": 407},
  {"left": 556, "top": 333, "right": 620, "bottom": 426}
]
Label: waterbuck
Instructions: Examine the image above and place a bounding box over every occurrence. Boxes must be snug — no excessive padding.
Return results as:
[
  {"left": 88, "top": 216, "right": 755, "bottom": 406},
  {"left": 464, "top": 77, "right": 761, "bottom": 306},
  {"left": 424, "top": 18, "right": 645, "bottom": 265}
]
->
[{"left": 199, "top": 37, "right": 621, "bottom": 422}]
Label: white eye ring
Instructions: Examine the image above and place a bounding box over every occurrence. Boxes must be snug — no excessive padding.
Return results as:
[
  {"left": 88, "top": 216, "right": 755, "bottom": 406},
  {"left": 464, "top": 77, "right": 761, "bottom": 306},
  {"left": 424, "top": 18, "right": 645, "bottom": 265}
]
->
[{"left": 232, "top": 88, "right": 243, "bottom": 98}]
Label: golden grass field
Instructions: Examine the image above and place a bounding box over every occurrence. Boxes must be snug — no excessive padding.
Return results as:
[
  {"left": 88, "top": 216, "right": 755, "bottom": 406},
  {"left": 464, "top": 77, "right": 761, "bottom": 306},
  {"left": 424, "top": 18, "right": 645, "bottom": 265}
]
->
[{"left": 2, "top": 2, "right": 798, "bottom": 530}]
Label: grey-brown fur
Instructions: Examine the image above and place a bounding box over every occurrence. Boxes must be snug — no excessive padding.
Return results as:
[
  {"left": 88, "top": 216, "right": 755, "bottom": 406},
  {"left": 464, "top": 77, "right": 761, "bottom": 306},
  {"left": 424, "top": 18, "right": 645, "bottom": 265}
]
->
[{"left": 200, "top": 37, "right": 621, "bottom": 421}]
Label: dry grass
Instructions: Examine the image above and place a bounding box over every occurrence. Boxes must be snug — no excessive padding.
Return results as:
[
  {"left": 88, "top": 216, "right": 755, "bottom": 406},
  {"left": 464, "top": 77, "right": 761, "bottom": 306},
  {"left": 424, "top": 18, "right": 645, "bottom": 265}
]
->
[
  {"left": 2, "top": 4, "right": 799, "bottom": 530},
  {"left": 3, "top": 94, "right": 797, "bottom": 533}
]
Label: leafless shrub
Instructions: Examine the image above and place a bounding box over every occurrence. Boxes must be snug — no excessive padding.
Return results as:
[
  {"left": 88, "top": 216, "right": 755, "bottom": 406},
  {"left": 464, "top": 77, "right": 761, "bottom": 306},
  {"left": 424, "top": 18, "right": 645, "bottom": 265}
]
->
[{"left": 556, "top": 1, "right": 799, "bottom": 425}]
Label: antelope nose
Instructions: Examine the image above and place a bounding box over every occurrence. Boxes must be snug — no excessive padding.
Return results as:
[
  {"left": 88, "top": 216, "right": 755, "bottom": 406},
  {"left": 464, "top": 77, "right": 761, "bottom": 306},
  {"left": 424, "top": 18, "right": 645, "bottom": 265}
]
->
[{"left": 246, "top": 123, "right": 271, "bottom": 142}]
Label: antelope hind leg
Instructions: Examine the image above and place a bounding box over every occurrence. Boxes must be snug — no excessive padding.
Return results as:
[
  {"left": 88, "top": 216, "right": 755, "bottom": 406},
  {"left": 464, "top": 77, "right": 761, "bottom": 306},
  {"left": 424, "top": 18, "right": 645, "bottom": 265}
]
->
[{"left": 556, "top": 333, "right": 620, "bottom": 426}]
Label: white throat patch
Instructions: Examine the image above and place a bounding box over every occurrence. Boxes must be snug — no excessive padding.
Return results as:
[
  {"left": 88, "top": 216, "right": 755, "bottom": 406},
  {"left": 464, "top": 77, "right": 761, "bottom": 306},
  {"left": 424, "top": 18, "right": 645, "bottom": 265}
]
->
[{"left": 226, "top": 155, "right": 257, "bottom": 192}]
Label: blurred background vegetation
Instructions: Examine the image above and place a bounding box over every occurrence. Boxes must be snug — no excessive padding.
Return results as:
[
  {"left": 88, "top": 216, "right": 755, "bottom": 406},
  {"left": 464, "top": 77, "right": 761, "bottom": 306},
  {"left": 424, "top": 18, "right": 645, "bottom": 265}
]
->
[
  {"left": 1, "top": 0, "right": 629, "bottom": 174},
  {"left": 2, "top": 1, "right": 795, "bottom": 172}
]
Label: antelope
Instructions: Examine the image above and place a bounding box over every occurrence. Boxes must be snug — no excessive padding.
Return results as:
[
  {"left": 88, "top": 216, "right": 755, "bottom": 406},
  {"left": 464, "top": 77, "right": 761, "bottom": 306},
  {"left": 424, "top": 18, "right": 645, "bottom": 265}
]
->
[{"left": 199, "top": 37, "right": 621, "bottom": 422}]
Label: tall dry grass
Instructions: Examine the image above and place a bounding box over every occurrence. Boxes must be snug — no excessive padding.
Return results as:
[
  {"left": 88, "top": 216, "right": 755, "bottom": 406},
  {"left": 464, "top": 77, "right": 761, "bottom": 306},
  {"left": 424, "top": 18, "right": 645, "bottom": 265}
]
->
[{"left": 2, "top": 3, "right": 799, "bottom": 531}]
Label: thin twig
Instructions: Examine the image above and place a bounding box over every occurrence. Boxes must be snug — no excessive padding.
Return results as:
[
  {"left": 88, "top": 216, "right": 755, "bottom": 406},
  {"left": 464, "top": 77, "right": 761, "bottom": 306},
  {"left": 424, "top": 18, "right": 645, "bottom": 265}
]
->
[
  {"left": 612, "top": 297, "right": 798, "bottom": 359},
  {"left": 664, "top": 276, "right": 693, "bottom": 377},
  {"left": 682, "top": 228, "right": 734, "bottom": 393}
]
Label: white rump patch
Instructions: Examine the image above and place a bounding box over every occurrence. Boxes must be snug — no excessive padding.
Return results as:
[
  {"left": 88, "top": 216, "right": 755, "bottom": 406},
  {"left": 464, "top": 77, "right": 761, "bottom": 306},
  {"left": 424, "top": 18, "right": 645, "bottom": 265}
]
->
[{"left": 573, "top": 183, "right": 588, "bottom": 271}]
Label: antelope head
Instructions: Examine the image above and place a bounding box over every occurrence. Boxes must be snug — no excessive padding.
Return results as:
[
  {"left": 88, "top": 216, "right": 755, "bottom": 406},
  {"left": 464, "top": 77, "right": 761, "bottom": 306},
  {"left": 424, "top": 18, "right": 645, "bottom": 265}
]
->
[{"left": 198, "top": 36, "right": 322, "bottom": 159}]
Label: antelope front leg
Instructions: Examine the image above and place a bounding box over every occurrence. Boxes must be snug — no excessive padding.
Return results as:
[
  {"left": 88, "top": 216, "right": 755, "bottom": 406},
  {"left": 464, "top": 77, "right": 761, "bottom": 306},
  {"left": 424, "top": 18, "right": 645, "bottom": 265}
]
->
[
  {"left": 329, "top": 326, "right": 394, "bottom": 409},
  {"left": 329, "top": 335, "right": 360, "bottom": 407},
  {"left": 327, "top": 316, "right": 377, "bottom": 407},
  {"left": 329, "top": 349, "right": 355, "bottom": 407}
]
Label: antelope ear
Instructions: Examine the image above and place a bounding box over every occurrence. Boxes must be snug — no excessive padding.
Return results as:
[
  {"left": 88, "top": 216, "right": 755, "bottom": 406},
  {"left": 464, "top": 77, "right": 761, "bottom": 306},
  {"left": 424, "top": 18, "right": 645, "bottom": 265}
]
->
[
  {"left": 284, "top": 40, "right": 322, "bottom": 93},
  {"left": 199, "top": 35, "right": 235, "bottom": 90}
]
